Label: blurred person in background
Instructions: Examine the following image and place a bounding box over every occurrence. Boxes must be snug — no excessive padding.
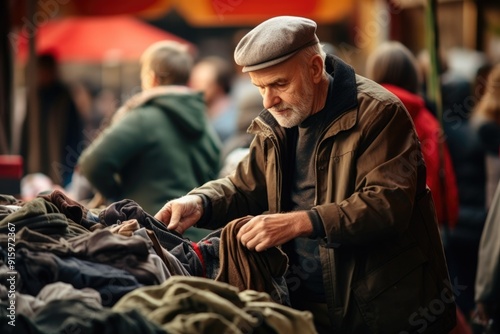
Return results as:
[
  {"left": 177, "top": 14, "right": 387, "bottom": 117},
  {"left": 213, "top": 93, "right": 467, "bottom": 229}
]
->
[
  {"left": 218, "top": 86, "right": 263, "bottom": 178},
  {"left": 442, "top": 65, "right": 495, "bottom": 320},
  {"left": 65, "top": 82, "right": 120, "bottom": 203},
  {"left": 474, "top": 179, "right": 500, "bottom": 334},
  {"left": 77, "top": 41, "right": 221, "bottom": 240},
  {"left": 366, "top": 43, "right": 477, "bottom": 332},
  {"left": 417, "top": 49, "right": 472, "bottom": 119},
  {"left": 471, "top": 63, "right": 500, "bottom": 208},
  {"left": 70, "top": 81, "right": 119, "bottom": 143},
  {"left": 417, "top": 49, "right": 492, "bottom": 321},
  {"left": 470, "top": 67, "right": 500, "bottom": 332},
  {"left": 189, "top": 55, "right": 237, "bottom": 144},
  {"left": 473, "top": 63, "right": 494, "bottom": 103},
  {"left": 20, "top": 52, "right": 84, "bottom": 188}
]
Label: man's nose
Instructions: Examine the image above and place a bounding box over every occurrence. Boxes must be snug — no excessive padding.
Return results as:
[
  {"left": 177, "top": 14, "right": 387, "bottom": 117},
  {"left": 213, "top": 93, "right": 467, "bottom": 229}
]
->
[{"left": 262, "top": 88, "right": 280, "bottom": 109}]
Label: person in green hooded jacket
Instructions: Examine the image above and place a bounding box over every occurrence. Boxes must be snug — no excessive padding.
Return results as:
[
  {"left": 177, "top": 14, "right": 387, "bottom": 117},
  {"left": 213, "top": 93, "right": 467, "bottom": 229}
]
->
[{"left": 77, "top": 41, "right": 221, "bottom": 221}]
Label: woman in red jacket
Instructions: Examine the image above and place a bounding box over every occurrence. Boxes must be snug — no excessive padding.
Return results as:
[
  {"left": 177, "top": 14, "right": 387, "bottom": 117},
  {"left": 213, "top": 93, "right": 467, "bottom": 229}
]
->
[{"left": 366, "top": 41, "right": 459, "bottom": 231}]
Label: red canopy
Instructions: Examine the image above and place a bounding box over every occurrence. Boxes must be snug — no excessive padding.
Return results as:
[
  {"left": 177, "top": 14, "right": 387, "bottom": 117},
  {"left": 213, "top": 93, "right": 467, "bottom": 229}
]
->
[{"left": 15, "top": 15, "right": 195, "bottom": 63}]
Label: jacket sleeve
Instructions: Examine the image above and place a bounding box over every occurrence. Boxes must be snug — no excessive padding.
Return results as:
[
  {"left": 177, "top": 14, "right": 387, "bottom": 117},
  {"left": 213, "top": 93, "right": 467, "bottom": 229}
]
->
[
  {"left": 189, "top": 135, "right": 269, "bottom": 229},
  {"left": 77, "top": 111, "right": 149, "bottom": 199}
]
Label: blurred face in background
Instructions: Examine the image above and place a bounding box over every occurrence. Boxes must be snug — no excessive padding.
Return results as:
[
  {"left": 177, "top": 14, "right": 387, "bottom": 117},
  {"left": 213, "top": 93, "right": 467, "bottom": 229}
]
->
[
  {"left": 36, "top": 64, "right": 57, "bottom": 88},
  {"left": 189, "top": 62, "right": 220, "bottom": 106}
]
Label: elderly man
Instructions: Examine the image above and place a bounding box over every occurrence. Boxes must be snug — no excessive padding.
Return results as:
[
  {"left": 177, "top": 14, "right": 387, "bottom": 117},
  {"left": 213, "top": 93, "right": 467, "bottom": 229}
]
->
[{"left": 155, "top": 16, "right": 456, "bottom": 333}]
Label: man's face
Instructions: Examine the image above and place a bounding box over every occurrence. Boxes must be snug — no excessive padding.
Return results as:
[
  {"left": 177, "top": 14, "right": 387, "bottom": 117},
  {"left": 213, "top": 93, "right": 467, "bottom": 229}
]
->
[{"left": 249, "top": 56, "right": 314, "bottom": 128}]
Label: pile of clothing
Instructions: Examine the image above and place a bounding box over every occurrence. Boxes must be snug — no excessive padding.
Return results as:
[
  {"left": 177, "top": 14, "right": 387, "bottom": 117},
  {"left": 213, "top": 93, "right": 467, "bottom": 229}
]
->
[{"left": 0, "top": 190, "right": 315, "bottom": 334}]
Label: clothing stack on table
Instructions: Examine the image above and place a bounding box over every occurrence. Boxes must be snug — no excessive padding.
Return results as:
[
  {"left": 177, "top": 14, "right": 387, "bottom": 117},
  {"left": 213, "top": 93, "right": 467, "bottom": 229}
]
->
[{"left": 0, "top": 190, "right": 313, "bottom": 334}]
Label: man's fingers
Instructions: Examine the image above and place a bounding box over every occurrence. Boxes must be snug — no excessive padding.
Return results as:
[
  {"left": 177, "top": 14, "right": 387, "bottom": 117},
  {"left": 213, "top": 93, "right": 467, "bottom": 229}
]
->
[
  {"left": 237, "top": 224, "right": 251, "bottom": 244},
  {"left": 236, "top": 216, "right": 255, "bottom": 240},
  {"left": 241, "top": 233, "right": 269, "bottom": 252},
  {"left": 168, "top": 202, "right": 188, "bottom": 231},
  {"left": 154, "top": 206, "right": 172, "bottom": 226},
  {"left": 238, "top": 222, "right": 260, "bottom": 249},
  {"left": 254, "top": 242, "right": 268, "bottom": 252},
  {"left": 236, "top": 227, "right": 245, "bottom": 241}
]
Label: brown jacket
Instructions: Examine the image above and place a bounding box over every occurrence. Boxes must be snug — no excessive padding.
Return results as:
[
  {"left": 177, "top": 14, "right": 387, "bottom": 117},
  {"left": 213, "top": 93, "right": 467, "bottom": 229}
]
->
[{"left": 190, "top": 55, "right": 456, "bottom": 333}]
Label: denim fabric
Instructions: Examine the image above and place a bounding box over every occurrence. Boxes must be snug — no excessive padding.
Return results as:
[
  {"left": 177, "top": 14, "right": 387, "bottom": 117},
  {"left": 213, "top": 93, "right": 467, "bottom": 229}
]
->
[{"left": 15, "top": 248, "right": 143, "bottom": 306}]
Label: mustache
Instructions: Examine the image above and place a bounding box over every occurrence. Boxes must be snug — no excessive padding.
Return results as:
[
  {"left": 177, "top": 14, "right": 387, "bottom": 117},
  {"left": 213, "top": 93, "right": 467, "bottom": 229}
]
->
[{"left": 269, "top": 103, "right": 291, "bottom": 113}]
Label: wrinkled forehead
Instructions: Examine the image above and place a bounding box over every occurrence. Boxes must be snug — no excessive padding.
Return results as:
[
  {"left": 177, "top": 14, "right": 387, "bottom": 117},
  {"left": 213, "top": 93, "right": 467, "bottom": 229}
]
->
[{"left": 248, "top": 54, "right": 304, "bottom": 86}]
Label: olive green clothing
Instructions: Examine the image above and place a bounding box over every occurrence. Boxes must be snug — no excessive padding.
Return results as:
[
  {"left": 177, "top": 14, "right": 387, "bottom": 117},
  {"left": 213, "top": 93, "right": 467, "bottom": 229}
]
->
[
  {"left": 113, "top": 276, "right": 316, "bottom": 333},
  {"left": 78, "top": 86, "right": 221, "bottom": 214}
]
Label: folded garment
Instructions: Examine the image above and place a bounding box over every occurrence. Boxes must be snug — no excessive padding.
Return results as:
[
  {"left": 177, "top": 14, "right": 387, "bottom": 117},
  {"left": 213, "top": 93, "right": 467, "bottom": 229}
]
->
[
  {"left": 0, "top": 299, "right": 166, "bottom": 334},
  {"left": 113, "top": 276, "right": 314, "bottom": 334},
  {"left": 0, "top": 196, "right": 91, "bottom": 238}
]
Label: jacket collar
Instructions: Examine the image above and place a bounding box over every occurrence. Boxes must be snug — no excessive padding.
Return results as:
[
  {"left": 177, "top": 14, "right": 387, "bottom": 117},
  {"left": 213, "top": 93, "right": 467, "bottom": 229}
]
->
[
  {"left": 321, "top": 55, "right": 358, "bottom": 137},
  {"left": 325, "top": 54, "right": 358, "bottom": 116}
]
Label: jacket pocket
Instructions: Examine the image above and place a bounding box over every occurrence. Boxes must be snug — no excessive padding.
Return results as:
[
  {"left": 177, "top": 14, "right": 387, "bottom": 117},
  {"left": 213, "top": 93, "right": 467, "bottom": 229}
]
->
[{"left": 352, "top": 246, "right": 440, "bottom": 333}]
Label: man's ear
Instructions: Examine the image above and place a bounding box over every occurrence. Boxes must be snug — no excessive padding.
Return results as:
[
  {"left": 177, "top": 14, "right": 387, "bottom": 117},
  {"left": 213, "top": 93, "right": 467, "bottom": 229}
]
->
[
  {"left": 310, "top": 54, "right": 325, "bottom": 84},
  {"left": 151, "top": 73, "right": 160, "bottom": 87}
]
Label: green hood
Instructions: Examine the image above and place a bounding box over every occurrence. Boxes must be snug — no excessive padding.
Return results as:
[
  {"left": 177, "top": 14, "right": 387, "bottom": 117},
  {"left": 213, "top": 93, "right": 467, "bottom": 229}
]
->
[
  {"left": 112, "top": 86, "right": 208, "bottom": 138},
  {"left": 148, "top": 91, "right": 207, "bottom": 138}
]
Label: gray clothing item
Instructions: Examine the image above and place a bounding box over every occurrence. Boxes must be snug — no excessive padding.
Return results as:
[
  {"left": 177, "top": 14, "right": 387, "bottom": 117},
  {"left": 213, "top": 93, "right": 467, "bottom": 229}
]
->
[
  {"left": 37, "top": 282, "right": 102, "bottom": 309},
  {"left": 133, "top": 227, "right": 190, "bottom": 279},
  {"left": 9, "top": 282, "right": 102, "bottom": 317},
  {"left": 0, "top": 299, "right": 166, "bottom": 334},
  {"left": 476, "top": 180, "right": 500, "bottom": 303}
]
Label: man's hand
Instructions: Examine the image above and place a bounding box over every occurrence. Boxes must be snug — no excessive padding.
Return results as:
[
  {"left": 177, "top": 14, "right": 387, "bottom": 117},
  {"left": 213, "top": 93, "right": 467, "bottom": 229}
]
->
[
  {"left": 236, "top": 211, "right": 313, "bottom": 252},
  {"left": 154, "top": 195, "right": 204, "bottom": 234},
  {"left": 473, "top": 302, "right": 496, "bottom": 327}
]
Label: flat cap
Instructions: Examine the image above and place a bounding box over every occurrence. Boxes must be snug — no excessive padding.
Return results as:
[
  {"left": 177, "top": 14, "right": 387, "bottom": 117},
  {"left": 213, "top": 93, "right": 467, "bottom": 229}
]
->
[{"left": 234, "top": 16, "right": 319, "bottom": 73}]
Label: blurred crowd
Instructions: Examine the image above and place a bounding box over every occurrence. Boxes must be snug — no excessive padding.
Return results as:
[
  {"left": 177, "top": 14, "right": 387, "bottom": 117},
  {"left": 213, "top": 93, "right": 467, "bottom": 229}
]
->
[{"left": 8, "top": 32, "right": 500, "bottom": 333}]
